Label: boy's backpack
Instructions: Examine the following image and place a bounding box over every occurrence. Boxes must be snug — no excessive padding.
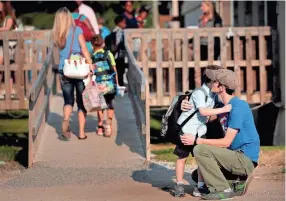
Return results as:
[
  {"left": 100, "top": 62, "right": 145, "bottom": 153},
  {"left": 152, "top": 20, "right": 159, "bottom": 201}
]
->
[
  {"left": 104, "top": 32, "right": 118, "bottom": 55},
  {"left": 93, "top": 50, "right": 116, "bottom": 95},
  {"left": 160, "top": 88, "right": 208, "bottom": 146},
  {"left": 74, "top": 14, "right": 93, "bottom": 42}
]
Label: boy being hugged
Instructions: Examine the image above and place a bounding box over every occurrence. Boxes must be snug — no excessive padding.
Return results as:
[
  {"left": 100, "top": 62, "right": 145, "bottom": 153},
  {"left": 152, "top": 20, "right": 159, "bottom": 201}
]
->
[
  {"left": 91, "top": 35, "right": 119, "bottom": 138},
  {"left": 174, "top": 65, "right": 232, "bottom": 197}
]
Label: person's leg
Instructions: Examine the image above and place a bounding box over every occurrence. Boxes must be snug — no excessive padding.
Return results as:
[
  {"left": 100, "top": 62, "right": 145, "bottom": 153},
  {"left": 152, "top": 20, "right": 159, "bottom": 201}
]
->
[
  {"left": 193, "top": 144, "right": 255, "bottom": 199},
  {"left": 104, "top": 94, "right": 115, "bottom": 137},
  {"left": 97, "top": 110, "right": 104, "bottom": 136},
  {"left": 176, "top": 157, "right": 187, "bottom": 183},
  {"left": 116, "top": 58, "right": 125, "bottom": 86},
  {"left": 75, "top": 79, "right": 87, "bottom": 139},
  {"left": 173, "top": 145, "right": 190, "bottom": 197},
  {"left": 60, "top": 75, "right": 75, "bottom": 140}
]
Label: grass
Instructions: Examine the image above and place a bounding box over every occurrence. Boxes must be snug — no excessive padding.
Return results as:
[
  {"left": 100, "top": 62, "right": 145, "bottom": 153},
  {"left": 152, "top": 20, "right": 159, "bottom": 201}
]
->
[
  {"left": 151, "top": 146, "right": 197, "bottom": 166},
  {"left": 260, "top": 146, "right": 285, "bottom": 151},
  {"left": 0, "top": 146, "right": 22, "bottom": 161},
  {"left": 151, "top": 145, "right": 285, "bottom": 167},
  {"left": 150, "top": 118, "right": 162, "bottom": 131},
  {"left": 0, "top": 119, "right": 28, "bottom": 134}
]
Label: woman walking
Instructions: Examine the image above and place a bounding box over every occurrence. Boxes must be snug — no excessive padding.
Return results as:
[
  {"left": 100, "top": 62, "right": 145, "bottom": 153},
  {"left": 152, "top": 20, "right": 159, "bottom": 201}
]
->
[{"left": 52, "top": 7, "right": 93, "bottom": 140}]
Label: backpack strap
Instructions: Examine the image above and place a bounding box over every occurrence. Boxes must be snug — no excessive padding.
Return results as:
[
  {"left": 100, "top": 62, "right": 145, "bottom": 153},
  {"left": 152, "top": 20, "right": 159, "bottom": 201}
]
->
[
  {"left": 103, "top": 50, "right": 114, "bottom": 69},
  {"left": 178, "top": 88, "right": 208, "bottom": 130},
  {"left": 68, "top": 26, "right": 76, "bottom": 58}
]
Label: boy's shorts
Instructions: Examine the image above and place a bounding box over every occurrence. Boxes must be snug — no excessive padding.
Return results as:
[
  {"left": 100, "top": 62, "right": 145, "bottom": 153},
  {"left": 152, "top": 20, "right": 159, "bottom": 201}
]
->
[{"left": 173, "top": 134, "right": 206, "bottom": 159}]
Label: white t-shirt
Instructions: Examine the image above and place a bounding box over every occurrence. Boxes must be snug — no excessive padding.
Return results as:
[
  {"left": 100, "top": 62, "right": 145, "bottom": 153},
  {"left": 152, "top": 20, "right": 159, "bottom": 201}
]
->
[
  {"left": 78, "top": 3, "right": 99, "bottom": 35},
  {"left": 177, "top": 84, "right": 216, "bottom": 137}
]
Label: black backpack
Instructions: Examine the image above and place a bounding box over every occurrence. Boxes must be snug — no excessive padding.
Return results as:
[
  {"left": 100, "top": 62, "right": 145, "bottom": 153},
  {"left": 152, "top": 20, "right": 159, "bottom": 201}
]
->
[
  {"left": 161, "top": 88, "right": 208, "bottom": 147},
  {"left": 104, "top": 32, "right": 117, "bottom": 55}
]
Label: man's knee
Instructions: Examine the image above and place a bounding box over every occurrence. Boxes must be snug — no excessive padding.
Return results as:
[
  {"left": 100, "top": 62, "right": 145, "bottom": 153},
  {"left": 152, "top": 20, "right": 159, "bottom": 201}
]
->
[{"left": 193, "top": 144, "right": 212, "bottom": 158}]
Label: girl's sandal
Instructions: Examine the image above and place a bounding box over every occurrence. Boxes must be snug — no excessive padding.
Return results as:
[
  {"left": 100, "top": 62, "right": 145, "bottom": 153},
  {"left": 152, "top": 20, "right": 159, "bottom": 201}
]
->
[
  {"left": 61, "top": 120, "right": 71, "bottom": 141},
  {"left": 104, "top": 124, "right": 112, "bottom": 138},
  {"left": 97, "top": 125, "right": 104, "bottom": 136}
]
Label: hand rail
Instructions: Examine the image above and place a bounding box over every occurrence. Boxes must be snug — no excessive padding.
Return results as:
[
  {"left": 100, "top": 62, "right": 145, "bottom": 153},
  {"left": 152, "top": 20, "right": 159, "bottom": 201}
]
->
[
  {"left": 124, "top": 30, "right": 151, "bottom": 161},
  {"left": 28, "top": 38, "right": 55, "bottom": 167}
]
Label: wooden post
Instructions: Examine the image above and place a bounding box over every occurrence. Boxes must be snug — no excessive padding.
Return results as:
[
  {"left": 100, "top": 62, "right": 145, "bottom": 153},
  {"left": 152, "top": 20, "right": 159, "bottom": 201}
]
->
[
  {"left": 246, "top": 31, "right": 253, "bottom": 102},
  {"left": 259, "top": 30, "right": 267, "bottom": 104},
  {"left": 194, "top": 32, "right": 201, "bottom": 87},
  {"left": 153, "top": 0, "right": 159, "bottom": 29},
  {"left": 219, "top": 1, "right": 231, "bottom": 27},
  {"left": 233, "top": 33, "right": 241, "bottom": 97},
  {"left": 156, "top": 30, "right": 163, "bottom": 105}
]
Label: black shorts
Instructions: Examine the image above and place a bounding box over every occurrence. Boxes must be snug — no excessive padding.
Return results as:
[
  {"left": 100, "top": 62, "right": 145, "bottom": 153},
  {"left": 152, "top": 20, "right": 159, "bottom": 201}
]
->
[
  {"left": 104, "top": 93, "right": 115, "bottom": 109},
  {"left": 173, "top": 134, "right": 207, "bottom": 159}
]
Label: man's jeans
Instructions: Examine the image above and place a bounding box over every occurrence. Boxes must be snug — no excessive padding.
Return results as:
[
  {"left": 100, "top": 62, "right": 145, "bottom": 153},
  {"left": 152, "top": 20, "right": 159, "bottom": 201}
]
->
[{"left": 193, "top": 144, "right": 255, "bottom": 192}]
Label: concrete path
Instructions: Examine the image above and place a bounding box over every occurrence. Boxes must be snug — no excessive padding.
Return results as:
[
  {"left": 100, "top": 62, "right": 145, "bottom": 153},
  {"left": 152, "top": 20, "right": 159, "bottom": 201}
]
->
[{"left": 0, "top": 94, "right": 284, "bottom": 201}]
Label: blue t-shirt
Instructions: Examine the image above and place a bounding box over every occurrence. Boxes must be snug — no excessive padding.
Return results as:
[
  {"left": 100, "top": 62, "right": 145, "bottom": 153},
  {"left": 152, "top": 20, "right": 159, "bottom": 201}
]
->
[
  {"left": 100, "top": 26, "right": 111, "bottom": 40},
  {"left": 71, "top": 13, "right": 87, "bottom": 21},
  {"left": 227, "top": 97, "right": 260, "bottom": 162},
  {"left": 59, "top": 26, "right": 82, "bottom": 71}
]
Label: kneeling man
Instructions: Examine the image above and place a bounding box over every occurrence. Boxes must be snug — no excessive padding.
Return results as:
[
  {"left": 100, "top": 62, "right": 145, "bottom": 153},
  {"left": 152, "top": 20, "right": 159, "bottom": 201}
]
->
[{"left": 181, "top": 69, "right": 260, "bottom": 200}]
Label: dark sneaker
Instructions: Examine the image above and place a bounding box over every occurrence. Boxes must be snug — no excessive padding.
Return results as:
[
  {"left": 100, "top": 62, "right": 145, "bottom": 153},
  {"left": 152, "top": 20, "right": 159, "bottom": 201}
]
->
[
  {"left": 193, "top": 185, "right": 210, "bottom": 197},
  {"left": 201, "top": 191, "right": 234, "bottom": 200},
  {"left": 232, "top": 172, "right": 254, "bottom": 196},
  {"left": 174, "top": 183, "right": 185, "bottom": 197}
]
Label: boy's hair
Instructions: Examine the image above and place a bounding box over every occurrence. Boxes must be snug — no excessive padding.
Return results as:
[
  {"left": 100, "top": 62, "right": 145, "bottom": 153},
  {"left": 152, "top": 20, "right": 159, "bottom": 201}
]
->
[
  {"left": 202, "top": 65, "right": 224, "bottom": 84},
  {"left": 114, "top": 16, "right": 124, "bottom": 25},
  {"left": 91, "top": 34, "right": 104, "bottom": 47}
]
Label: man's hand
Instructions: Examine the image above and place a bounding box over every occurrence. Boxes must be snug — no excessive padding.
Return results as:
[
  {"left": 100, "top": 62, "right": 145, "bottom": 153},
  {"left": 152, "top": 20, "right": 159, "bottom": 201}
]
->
[
  {"left": 222, "top": 104, "right": 232, "bottom": 113},
  {"left": 181, "top": 97, "right": 193, "bottom": 111},
  {"left": 180, "top": 135, "right": 196, "bottom": 145}
]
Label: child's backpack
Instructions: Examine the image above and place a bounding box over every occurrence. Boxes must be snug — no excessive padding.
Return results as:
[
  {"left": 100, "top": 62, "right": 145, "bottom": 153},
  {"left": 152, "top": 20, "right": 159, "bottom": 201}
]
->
[
  {"left": 160, "top": 88, "right": 208, "bottom": 146},
  {"left": 93, "top": 50, "right": 116, "bottom": 95},
  {"left": 104, "top": 32, "right": 118, "bottom": 55},
  {"left": 74, "top": 14, "right": 93, "bottom": 42}
]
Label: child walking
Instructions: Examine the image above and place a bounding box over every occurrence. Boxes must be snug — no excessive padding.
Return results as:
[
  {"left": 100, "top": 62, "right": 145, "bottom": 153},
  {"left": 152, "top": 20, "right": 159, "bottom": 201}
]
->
[{"left": 91, "top": 35, "right": 119, "bottom": 137}]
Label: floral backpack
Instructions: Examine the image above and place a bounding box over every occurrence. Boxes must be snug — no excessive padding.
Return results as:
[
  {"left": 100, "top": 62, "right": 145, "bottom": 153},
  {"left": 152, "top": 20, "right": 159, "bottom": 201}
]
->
[{"left": 92, "top": 50, "right": 116, "bottom": 95}]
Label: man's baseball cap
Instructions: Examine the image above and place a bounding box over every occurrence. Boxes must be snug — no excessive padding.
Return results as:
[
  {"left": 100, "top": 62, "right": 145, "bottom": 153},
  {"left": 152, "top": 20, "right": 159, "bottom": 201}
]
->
[{"left": 205, "top": 68, "right": 239, "bottom": 90}]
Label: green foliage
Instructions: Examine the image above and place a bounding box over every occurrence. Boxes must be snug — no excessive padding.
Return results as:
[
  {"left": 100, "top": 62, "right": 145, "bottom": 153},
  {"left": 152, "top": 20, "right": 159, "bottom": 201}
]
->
[
  {"left": 16, "top": 1, "right": 153, "bottom": 30},
  {"left": 19, "top": 12, "right": 55, "bottom": 30},
  {"left": 0, "top": 119, "right": 28, "bottom": 133},
  {"left": 100, "top": 8, "right": 118, "bottom": 30},
  {"left": 0, "top": 146, "right": 21, "bottom": 161}
]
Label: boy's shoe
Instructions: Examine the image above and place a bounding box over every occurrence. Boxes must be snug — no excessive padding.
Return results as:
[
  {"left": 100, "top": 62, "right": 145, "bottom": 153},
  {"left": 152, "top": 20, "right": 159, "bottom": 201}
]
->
[
  {"left": 174, "top": 183, "right": 185, "bottom": 197},
  {"left": 232, "top": 172, "right": 254, "bottom": 196},
  {"left": 201, "top": 191, "right": 235, "bottom": 200},
  {"left": 192, "top": 185, "right": 210, "bottom": 197}
]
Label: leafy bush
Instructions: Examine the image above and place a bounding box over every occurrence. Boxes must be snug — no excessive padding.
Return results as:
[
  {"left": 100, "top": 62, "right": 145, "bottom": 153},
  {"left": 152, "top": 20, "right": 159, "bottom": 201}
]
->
[{"left": 19, "top": 12, "right": 55, "bottom": 30}]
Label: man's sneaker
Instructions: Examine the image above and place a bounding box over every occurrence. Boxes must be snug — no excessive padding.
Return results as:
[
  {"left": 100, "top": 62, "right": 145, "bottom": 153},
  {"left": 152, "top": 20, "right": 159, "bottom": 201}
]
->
[
  {"left": 174, "top": 183, "right": 185, "bottom": 197},
  {"left": 193, "top": 185, "right": 210, "bottom": 197},
  {"left": 232, "top": 172, "right": 254, "bottom": 196},
  {"left": 201, "top": 191, "right": 235, "bottom": 200}
]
